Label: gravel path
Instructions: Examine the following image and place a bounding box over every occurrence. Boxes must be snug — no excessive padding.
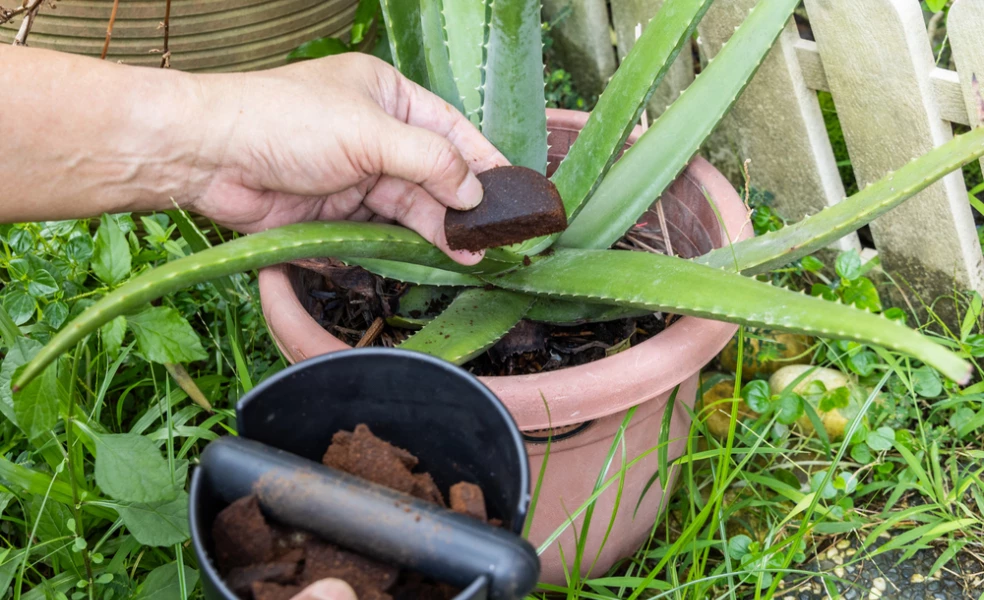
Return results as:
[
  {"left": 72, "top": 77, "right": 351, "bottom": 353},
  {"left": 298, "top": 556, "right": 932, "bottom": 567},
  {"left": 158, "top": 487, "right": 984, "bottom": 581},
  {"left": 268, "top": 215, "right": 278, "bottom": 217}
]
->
[{"left": 777, "top": 533, "right": 983, "bottom": 599}]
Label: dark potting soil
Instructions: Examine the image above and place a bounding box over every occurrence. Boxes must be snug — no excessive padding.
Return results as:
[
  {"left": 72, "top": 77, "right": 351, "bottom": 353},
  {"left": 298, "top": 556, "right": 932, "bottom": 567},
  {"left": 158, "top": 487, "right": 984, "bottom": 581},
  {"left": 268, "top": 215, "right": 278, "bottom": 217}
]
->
[
  {"left": 297, "top": 260, "right": 667, "bottom": 378},
  {"left": 213, "top": 424, "right": 492, "bottom": 600},
  {"left": 444, "top": 166, "right": 567, "bottom": 251}
]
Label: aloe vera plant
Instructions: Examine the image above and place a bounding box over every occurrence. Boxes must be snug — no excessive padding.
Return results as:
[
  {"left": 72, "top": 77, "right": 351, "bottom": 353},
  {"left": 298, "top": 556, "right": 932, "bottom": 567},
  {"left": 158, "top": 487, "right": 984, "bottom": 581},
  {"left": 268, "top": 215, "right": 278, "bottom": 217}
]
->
[{"left": 15, "top": 0, "right": 984, "bottom": 391}]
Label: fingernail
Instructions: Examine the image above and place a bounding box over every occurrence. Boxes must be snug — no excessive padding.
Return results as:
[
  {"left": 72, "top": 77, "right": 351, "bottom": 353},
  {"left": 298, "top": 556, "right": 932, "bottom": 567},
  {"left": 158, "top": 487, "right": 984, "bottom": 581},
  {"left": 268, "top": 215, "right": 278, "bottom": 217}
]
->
[
  {"left": 307, "top": 579, "right": 357, "bottom": 600},
  {"left": 457, "top": 172, "right": 484, "bottom": 209}
]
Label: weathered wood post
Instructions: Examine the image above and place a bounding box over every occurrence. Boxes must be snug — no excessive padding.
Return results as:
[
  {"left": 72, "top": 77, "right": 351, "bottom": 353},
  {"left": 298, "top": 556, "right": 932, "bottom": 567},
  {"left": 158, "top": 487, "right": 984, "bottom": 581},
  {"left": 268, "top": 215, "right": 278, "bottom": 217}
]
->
[
  {"left": 610, "top": 0, "right": 695, "bottom": 117},
  {"left": 950, "top": 0, "right": 984, "bottom": 176},
  {"left": 803, "top": 0, "right": 983, "bottom": 310},
  {"left": 698, "top": 0, "right": 859, "bottom": 254},
  {"left": 541, "top": 0, "right": 617, "bottom": 99}
]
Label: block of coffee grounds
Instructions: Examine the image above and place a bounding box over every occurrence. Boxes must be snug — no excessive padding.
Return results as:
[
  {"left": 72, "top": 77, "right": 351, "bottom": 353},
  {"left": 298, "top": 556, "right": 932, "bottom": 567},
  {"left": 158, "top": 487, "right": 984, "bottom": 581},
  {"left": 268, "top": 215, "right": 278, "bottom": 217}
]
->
[
  {"left": 301, "top": 539, "right": 399, "bottom": 596},
  {"left": 411, "top": 472, "right": 446, "bottom": 506},
  {"left": 445, "top": 166, "right": 567, "bottom": 251},
  {"left": 449, "top": 482, "right": 488, "bottom": 522},
  {"left": 322, "top": 424, "right": 418, "bottom": 494},
  {"left": 213, "top": 495, "right": 276, "bottom": 571}
]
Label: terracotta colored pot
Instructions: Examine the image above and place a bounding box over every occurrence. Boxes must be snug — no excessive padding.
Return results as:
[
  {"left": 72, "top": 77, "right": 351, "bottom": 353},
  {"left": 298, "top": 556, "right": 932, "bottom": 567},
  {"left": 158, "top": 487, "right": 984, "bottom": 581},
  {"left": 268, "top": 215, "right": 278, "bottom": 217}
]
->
[
  {"left": 0, "top": 0, "right": 358, "bottom": 72},
  {"left": 257, "top": 108, "right": 750, "bottom": 583}
]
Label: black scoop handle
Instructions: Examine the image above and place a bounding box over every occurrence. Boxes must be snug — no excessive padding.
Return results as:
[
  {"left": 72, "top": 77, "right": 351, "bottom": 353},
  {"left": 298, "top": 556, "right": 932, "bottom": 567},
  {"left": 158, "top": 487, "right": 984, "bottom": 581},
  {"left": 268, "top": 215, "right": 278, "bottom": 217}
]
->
[{"left": 200, "top": 437, "right": 539, "bottom": 600}]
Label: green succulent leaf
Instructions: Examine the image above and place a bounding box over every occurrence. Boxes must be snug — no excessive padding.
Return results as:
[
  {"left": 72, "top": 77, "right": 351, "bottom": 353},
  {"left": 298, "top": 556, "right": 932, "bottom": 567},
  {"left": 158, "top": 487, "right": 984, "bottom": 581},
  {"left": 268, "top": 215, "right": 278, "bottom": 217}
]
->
[
  {"left": 487, "top": 249, "right": 973, "bottom": 384},
  {"left": 380, "top": 0, "right": 429, "bottom": 86},
  {"left": 551, "top": 0, "right": 712, "bottom": 220},
  {"left": 420, "top": 0, "right": 465, "bottom": 112},
  {"left": 698, "top": 126, "right": 984, "bottom": 273},
  {"left": 442, "top": 0, "right": 489, "bottom": 123},
  {"left": 526, "top": 298, "right": 651, "bottom": 325},
  {"left": 399, "top": 288, "right": 533, "bottom": 364},
  {"left": 341, "top": 257, "right": 484, "bottom": 286},
  {"left": 560, "top": 0, "right": 800, "bottom": 249},
  {"left": 13, "top": 222, "right": 518, "bottom": 389},
  {"left": 481, "top": 0, "right": 547, "bottom": 172}
]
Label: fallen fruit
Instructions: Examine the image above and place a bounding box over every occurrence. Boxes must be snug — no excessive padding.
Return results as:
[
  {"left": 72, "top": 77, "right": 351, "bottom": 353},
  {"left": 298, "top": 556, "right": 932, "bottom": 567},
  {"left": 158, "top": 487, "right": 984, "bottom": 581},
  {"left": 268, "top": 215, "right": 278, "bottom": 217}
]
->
[
  {"left": 719, "top": 329, "right": 813, "bottom": 380},
  {"left": 769, "top": 365, "right": 858, "bottom": 438},
  {"left": 698, "top": 372, "right": 755, "bottom": 439},
  {"left": 445, "top": 166, "right": 567, "bottom": 251}
]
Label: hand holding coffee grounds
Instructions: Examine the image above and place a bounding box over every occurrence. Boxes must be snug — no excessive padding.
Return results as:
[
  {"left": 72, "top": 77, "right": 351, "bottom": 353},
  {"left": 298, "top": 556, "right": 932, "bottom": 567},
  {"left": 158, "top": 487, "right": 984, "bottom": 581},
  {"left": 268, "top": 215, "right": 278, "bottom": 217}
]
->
[
  {"left": 213, "top": 424, "right": 493, "bottom": 600},
  {"left": 444, "top": 166, "right": 567, "bottom": 251}
]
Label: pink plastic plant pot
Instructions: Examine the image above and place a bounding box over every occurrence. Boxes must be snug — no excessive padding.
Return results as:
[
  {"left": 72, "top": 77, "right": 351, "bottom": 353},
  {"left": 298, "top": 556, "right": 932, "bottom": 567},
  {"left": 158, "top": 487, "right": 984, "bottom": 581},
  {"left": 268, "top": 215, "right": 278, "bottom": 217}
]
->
[{"left": 257, "top": 108, "right": 750, "bottom": 583}]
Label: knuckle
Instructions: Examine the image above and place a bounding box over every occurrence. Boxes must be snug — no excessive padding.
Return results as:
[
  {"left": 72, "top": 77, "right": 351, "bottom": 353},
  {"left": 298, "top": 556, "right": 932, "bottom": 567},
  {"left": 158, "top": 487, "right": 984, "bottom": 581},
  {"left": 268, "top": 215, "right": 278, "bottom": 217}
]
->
[{"left": 426, "top": 139, "right": 463, "bottom": 184}]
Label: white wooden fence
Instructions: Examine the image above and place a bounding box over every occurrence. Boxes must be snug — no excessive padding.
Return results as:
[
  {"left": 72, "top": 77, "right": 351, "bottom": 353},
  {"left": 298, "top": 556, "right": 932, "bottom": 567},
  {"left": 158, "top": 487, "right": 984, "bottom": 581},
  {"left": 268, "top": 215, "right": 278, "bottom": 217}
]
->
[{"left": 559, "top": 0, "right": 984, "bottom": 307}]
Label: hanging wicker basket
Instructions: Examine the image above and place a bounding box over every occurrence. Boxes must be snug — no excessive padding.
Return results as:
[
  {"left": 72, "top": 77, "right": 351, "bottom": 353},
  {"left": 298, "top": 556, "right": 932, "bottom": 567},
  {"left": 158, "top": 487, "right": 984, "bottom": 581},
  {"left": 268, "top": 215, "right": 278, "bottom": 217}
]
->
[{"left": 0, "top": 0, "right": 359, "bottom": 72}]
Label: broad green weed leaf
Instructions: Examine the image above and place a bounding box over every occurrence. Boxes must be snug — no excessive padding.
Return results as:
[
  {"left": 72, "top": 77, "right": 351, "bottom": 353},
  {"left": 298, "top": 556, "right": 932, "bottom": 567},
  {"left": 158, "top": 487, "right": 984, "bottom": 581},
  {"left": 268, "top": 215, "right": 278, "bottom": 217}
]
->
[
  {"left": 851, "top": 442, "right": 874, "bottom": 464},
  {"left": 777, "top": 392, "right": 804, "bottom": 425},
  {"left": 842, "top": 277, "right": 882, "bottom": 312},
  {"left": 867, "top": 426, "right": 896, "bottom": 452},
  {"left": 13, "top": 362, "right": 62, "bottom": 440},
  {"left": 101, "top": 316, "right": 126, "bottom": 360},
  {"left": 0, "top": 337, "right": 43, "bottom": 425},
  {"left": 3, "top": 286, "right": 35, "bottom": 325},
  {"left": 64, "top": 234, "right": 94, "bottom": 266},
  {"left": 27, "top": 268, "right": 58, "bottom": 298},
  {"left": 92, "top": 214, "right": 132, "bottom": 285},
  {"left": 94, "top": 433, "right": 177, "bottom": 503},
  {"left": 118, "top": 492, "right": 190, "bottom": 546},
  {"left": 728, "top": 535, "right": 753, "bottom": 560},
  {"left": 741, "top": 380, "right": 771, "bottom": 414},
  {"left": 925, "top": 0, "right": 948, "bottom": 11},
  {"left": 7, "top": 258, "right": 28, "bottom": 280},
  {"left": 912, "top": 366, "right": 943, "bottom": 398},
  {"left": 127, "top": 307, "right": 207, "bottom": 364},
  {"left": 800, "top": 255, "right": 825, "bottom": 273},
  {"left": 133, "top": 562, "right": 199, "bottom": 600},
  {"left": 819, "top": 387, "right": 850, "bottom": 412},
  {"left": 810, "top": 471, "right": 838, "bottom": 500},
  {"left": 835, "top": 250, "right": 862, "bottom": 281},
  {"left": 43, "top": 302, "right": 69, "bottom": 329}
]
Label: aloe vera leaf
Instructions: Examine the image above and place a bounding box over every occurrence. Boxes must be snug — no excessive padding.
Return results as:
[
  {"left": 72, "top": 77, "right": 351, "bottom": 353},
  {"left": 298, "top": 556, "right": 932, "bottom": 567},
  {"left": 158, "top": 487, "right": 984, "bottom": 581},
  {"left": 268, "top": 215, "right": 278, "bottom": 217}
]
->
[
  {"left": 380, "top": 0, "right": 429, "bottom": 87},
  {"left": 560, "top": 0, "right": 800, "bottom": 249},
  {"left": 13, "top": 222, "right": 513, "bottom": 390},
  {"left": 552, "top": 0, "right": 712, "bottom": 219},
  {"left": 481, "top": 0, "right": 547, "bottom": 172},
  {"left": 341, "top": 257, "right": 484, "bottom": 286},
  {"left": 442, "top": 0, "right": 489, "bottom": 123},
  {"left": 489, "top": 249, "right": 972, "bottom": 384},
  {"left": 164, "top": 208, "right": 238, "bottom": 303},
  {"left": 419, "top": 0, "right": 465, "bottom": 112},
  {"left": 698, "top": 126, "right": 984, "bottom": 274},
  {"left": 527, "top": 298, "right": 652, "bottom": 325},
  {"left": 399, "top": 289, "right": 533, "bottom": 364}
]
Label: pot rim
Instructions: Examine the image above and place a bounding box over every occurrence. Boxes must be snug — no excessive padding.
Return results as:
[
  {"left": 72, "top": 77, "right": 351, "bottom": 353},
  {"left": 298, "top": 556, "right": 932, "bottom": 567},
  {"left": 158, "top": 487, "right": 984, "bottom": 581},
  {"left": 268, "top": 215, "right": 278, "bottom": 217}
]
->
[{"left": 258, "top": 108, "right": 751, "bottom": 430}]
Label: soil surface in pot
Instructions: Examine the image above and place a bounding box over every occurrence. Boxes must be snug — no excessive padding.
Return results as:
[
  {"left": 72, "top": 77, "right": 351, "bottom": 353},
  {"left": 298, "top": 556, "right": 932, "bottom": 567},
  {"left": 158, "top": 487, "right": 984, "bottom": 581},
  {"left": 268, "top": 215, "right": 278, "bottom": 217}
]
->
[
  {"left": 212, "top": 424, "right": 494, "bottom": 600},
  {"left": 293, "top": 223, "right": 675, "bottom": 377}
]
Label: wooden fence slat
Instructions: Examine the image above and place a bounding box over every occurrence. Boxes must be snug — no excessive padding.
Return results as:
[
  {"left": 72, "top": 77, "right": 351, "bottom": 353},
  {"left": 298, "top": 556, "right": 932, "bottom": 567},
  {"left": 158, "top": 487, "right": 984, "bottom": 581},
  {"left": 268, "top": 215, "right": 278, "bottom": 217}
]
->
[
  {"left": 802, "top": 0, "right": 983, "bottom": 305},
  {"left": 698, "top": 0, "right": 858, "bottom": 253},
  {"left": 542, "top": 0, "right": 616, "bottom": 99},
  {"left": 948, "top": 0, "right": 984, "bottom": 178},
  {"left": 610, "top": 0, "right": 695, "bottom": 117}
]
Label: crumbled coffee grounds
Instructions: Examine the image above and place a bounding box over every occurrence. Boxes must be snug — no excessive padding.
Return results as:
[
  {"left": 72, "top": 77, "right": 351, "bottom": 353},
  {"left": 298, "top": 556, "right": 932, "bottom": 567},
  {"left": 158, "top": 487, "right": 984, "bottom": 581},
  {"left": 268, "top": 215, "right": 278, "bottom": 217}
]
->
[{"left": 213, "top": 425, "right": 492, "bottom": 599}]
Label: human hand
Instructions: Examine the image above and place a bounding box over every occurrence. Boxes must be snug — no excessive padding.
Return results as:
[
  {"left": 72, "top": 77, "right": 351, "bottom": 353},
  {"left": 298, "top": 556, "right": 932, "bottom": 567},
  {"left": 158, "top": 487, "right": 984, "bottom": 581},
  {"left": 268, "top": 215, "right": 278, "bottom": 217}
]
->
[
  {"left": 186, "top": 53, "right": 509, "bottom": 265},
  {"left": 290, "top": 579, "right": 357, "bottom": 600}
]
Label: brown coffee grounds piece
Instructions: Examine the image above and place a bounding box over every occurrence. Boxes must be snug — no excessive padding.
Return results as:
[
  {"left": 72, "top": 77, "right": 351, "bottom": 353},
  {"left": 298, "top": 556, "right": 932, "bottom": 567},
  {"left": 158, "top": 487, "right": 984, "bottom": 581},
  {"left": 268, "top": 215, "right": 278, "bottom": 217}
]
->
[
  {"left": 301, "top": 539, "right": 399, "bottom": 598},
  {"left": 226, "top": 560, "right": 300, "bottom": 598},
  {"left": 213, "top": 496, "right": 275, "bottom": 572},
  {"left": 410, "top": 472, "right": 446, "bottom": 506},
  {"left": 445, "top": 166, "right": 567, "bottom": 251},
  {"left": 251, "top": 582, "right": 302, "bottom": 600},
  {"left": 449, "top": 482, "right": 488, "bottom": 522},
  {"left": 322, "top": 425, "right": 418, "bottom": 494}
]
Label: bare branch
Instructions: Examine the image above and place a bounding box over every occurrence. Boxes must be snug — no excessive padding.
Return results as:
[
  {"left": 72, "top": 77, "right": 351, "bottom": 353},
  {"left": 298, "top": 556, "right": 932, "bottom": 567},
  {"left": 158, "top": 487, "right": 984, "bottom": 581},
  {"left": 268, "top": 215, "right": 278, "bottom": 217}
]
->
[
  {"left": 160, "top": 0, "right": 171, "bottom": 68},
  {"left": 11, "top": 0, "right": 42, "bottom": 46},
  {"left": 99, "top": 0, "right": 121, "bottom": 59}
]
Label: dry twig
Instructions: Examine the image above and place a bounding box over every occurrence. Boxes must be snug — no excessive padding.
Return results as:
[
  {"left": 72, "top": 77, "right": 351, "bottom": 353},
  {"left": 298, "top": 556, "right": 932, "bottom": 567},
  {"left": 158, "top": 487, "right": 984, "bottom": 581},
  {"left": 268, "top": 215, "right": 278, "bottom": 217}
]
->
[
  {"left": 10, "top": 0, "right": 43, "bottom": 46},
  {"left": 159, "top": 0, "right": 171, "bottom": 68},
  {"left": 99, "top": 0, "right": 121, "bottom": 59}
]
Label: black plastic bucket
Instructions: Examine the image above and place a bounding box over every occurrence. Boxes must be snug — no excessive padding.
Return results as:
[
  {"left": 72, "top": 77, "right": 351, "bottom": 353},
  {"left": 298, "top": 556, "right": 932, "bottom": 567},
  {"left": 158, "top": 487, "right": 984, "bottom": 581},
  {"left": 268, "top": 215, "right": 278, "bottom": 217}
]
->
[{"left": 189, "top": 348, "right": 533, "bottom": 599}]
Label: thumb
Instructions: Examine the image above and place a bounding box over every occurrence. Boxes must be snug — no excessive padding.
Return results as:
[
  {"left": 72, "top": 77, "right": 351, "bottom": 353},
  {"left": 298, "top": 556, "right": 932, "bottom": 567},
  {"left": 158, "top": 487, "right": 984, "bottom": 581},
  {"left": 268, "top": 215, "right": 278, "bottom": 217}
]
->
[{"left": 292, "top": 579, "right": 358, "bottom": 600}]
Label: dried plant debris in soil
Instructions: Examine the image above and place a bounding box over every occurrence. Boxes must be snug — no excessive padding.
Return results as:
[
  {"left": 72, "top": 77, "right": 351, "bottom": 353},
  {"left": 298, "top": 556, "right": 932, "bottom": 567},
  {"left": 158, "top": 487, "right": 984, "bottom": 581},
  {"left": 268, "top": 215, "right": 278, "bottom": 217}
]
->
[
  {"left": 212, "top": 424, "right": 493, "bottom": 600},
  {"left": 297, "top": 221, "right": 673, "bottom": 376}
]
